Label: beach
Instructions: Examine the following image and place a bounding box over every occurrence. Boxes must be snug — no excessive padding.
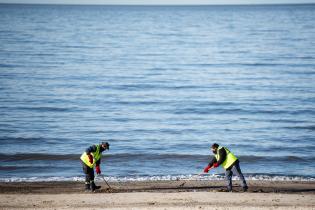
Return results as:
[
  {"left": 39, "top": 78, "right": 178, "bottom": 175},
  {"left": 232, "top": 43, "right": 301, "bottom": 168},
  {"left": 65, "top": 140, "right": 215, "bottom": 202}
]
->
[
  {"left": 1, "top": 180, "right": 314, "bottom": 209},
  {"left": 1, "top": 4, "right": 315, "bottom": 210}
]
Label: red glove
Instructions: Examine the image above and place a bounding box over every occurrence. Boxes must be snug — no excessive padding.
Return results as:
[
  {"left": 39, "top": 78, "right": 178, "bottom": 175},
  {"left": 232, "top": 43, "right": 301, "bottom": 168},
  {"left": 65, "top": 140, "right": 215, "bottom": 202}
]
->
[
  {"left": 204, "top": 165, "right": 211, "bottom": 173},
  {"left": 88, "top": 154, "right": 93, "bottom": 164},
  {"left": 95, "top": 165, "right": 101, "bottom": 174},
  {"left": 213, "top": 162, "right": 219, "bottom": 168}
]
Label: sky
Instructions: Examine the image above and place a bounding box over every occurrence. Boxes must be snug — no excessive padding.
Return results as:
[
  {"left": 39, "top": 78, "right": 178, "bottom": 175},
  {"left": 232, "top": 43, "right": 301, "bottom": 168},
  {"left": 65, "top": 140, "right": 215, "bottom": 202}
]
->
[{"left": 0, "top": 0, "right": 314, "bottom": 5}]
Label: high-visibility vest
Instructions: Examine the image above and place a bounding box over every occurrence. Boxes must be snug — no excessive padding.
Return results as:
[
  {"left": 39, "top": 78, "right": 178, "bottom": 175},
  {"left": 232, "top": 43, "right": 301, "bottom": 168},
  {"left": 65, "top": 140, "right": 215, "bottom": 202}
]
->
[
  {"left": 80, "top": 145, "right": 102, "bottom": 168},
  {"left": 215, "top": 146, "right": 238, "bottom": 169}
]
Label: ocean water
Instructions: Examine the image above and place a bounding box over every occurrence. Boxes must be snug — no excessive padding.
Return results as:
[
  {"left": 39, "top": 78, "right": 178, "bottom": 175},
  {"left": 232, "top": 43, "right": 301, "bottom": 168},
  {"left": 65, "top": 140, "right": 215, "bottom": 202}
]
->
[{"left": 0, "top": 4, "right": 315, "bottom": 182}]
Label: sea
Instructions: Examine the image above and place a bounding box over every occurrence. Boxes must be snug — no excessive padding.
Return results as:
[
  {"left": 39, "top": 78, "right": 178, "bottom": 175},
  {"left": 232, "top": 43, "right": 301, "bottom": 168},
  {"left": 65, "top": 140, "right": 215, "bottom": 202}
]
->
[{"left": 0, "top": 4, "right": 315, "bottom": 182}]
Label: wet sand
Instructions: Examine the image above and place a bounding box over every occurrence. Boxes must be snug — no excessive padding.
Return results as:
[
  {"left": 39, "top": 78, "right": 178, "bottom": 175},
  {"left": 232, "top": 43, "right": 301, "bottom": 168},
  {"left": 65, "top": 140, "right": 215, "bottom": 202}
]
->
[{"left": 0, "top": 180, "right": 314, "bottom": 209}]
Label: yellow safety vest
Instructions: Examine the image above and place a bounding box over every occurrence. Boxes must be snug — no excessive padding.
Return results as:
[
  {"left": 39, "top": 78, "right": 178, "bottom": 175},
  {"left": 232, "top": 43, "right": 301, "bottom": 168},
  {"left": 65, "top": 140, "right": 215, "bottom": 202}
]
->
[
  {"left": 215, "top": 146, "right": 238, "bottom": 169},
  {"left": 80, "top": 145, "right": 102, "bottom": 168}
]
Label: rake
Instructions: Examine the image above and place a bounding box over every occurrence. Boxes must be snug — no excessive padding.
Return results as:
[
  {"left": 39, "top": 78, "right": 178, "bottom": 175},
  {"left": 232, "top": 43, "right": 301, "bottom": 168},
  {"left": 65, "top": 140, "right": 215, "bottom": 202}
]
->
[{"left": 98, "top": 175, "right": 113, "bottom": 191}]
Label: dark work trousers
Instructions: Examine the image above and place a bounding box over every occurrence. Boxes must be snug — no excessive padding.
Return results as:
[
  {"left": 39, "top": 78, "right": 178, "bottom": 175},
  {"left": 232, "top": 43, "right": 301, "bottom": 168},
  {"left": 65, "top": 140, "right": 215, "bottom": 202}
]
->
[
  {"left": 225, "top": 161, "right": 247, "bottom": 191},
  {"left": 82, "top": 161, "right": 94, "bottom": 184}
]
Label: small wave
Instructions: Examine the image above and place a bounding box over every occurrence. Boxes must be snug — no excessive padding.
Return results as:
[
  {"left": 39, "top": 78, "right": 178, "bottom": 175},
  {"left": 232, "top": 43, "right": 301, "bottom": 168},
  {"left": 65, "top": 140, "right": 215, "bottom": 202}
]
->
[
  {"left": 169, "top": 107, "right": 315, "bottom": 116},
  {"left": 0, "top": 153, "right": 207, "bottom": 162},
  {"left": 283, "top": 125, "right": 315, "bottom": 131},
  {"left": 255, "top": 109, "right": 315, "bottom": 115},
  {"left": 1, "top": 153, "right": 314, "bottom": 163},
  {"left": 239, "top": 155, "right": 315, "bottom": 163},
  {"left": 1, "top": 174, "right": 314, "bottom": 182},
  {"left": 0, "top": 137, "right": 71, "bottom": 145},
  {"left": 16, "top": 106, "right": 72, "bottom": 112},
  {"left": 0, "top": 63, "right": 24, "bottom": 68},
  {"left": 171, "top": 107, "right": 244, "bottom": 115},
  {"left": 0, "top": 153, "right": 80, "bottom": 161},
  {"left": 180, "top": 62, "right": 315, "bottom": 68}
]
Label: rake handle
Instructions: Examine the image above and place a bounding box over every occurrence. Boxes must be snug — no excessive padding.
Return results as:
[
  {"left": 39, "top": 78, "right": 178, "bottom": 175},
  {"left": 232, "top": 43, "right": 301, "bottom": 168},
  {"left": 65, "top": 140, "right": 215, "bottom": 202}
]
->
[{"left": 100, "top": 175, "right": 112, "bottom": 189}]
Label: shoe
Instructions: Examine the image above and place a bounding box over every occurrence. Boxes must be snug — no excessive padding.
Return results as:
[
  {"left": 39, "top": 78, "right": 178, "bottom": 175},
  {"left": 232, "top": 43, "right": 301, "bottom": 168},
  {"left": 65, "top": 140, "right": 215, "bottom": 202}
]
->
[
  {"left": 90, "top": 181, "right": 101, "bottom": 191},
  {"left": 84, "top": 183, "right": 90, "bottom": 191}
]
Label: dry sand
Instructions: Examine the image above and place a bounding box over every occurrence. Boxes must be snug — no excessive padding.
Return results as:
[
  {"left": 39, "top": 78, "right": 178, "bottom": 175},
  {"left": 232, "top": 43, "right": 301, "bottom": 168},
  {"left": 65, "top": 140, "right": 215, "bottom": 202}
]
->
[{"left": 0, "top": 180, "right": 314, "bottom": 210}]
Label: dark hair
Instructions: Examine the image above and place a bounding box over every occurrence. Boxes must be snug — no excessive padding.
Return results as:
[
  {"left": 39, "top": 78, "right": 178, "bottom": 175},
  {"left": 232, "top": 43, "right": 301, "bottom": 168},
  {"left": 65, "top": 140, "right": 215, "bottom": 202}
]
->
[
  {"left": 211, "top": 143, "right": 219, "bottom": 149},
  {"left": 101, "top": 142, "right": 109, "bottom": 148}
]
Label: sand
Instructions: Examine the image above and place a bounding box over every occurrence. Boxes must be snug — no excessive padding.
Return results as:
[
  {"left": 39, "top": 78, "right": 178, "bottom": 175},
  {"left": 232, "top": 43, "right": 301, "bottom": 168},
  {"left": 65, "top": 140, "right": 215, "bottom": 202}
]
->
[{"left": 0, "top": 180, "right": 315, "bottom": 209}]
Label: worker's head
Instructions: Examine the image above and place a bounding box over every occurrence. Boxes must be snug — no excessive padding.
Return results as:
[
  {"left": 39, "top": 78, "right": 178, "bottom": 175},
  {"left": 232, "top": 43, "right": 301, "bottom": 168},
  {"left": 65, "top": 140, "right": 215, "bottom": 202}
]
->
[
  {"left": 211, "top": 143, "right": 219, "bottom": 154},
  {"left": 100, "top": 141, "right": 110, "bottom": 150}
]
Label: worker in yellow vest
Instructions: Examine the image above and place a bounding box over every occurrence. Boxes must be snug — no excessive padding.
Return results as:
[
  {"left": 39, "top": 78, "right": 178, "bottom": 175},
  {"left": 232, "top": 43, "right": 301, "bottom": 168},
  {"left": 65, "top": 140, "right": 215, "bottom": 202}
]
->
[
  {"left": 80, "top": 141, "right": 109, "bottom": 192},
  {"left": 203, "top": 143, "right": 248, "bottom": 192}
]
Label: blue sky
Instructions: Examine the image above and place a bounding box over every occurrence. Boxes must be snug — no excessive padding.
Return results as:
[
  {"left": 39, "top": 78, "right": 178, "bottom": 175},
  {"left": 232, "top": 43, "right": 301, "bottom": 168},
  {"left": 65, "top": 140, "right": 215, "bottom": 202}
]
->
[{"left": 0, "top": 0, "right": 315, "bottom": 4}]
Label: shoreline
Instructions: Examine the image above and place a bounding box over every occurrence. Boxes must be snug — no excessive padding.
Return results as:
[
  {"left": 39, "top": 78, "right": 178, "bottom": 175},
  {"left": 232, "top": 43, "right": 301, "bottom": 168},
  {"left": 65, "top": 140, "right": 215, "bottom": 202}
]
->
[
  {"left": 1, "top": 180, "right": 314, "bottom": 194},
  {"left": 1, "top": 180, "right": 315, "bottom": 209}
]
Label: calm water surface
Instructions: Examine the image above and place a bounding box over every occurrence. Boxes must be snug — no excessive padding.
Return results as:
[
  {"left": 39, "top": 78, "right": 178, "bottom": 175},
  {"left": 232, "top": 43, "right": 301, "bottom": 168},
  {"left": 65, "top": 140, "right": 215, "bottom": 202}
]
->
[{"left": 0, "top": 4, "right": 314, "bottom": 181}]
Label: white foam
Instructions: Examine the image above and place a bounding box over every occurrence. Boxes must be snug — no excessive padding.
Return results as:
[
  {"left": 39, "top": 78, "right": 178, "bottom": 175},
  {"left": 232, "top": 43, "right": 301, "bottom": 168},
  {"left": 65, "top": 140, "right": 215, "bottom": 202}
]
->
[{"left": 1, "top": 174, "right": 314, "bottom": 182}]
